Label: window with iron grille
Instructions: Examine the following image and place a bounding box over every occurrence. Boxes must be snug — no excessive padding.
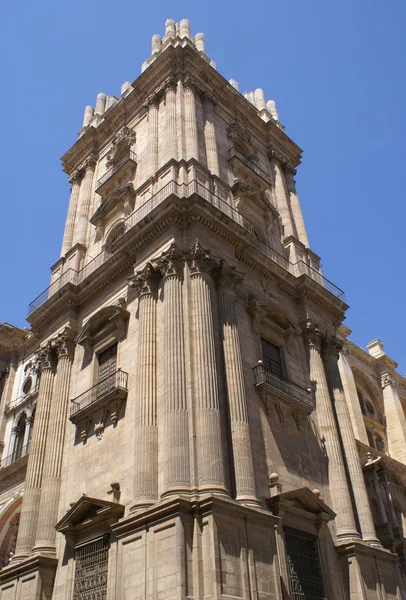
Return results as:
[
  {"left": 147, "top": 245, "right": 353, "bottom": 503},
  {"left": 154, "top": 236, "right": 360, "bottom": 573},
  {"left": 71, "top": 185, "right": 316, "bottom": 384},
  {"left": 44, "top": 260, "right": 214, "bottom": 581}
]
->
[
  {"left": 284, "top": 528, "right": 327, "bottom": 600},
  {"left": 73, "top": 537, "right": 109, "bottom": 600},
  {"left": 261, "top": 338, "right": 283, "bottom": 378}
]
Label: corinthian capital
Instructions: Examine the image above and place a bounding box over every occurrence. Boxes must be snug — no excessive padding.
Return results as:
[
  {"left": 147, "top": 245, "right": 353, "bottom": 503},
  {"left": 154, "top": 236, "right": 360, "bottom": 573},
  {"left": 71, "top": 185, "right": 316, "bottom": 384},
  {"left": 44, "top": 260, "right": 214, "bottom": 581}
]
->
[
  {"left": 322, "top": 334, "right": 343, "bottom": 361},
  {"left": 187, "top": 241, "right": 219, "bottom": 277},
  {"left": 214, "top": 260, "right": 243, "bottom": 292},
  {"left": 54, "top": 328, "right": 75, "bottom": 360},
  {"left": 68, "top": 170, "right": 82, "bottom": 185},
  {"left": 157, "top": 243, "right": 185, "bottom": 279},
  {"left": 303, "top": 317, "right": 324, "bottom": 351},
  {"left": 36, "top": 344, "right": 54, "bottom": 372},
  {"left": 380, "top": 372, "right": 397, "bottom": 390},
  {"left": 128, "top": 262, "right": 160, "bottom": 297}
]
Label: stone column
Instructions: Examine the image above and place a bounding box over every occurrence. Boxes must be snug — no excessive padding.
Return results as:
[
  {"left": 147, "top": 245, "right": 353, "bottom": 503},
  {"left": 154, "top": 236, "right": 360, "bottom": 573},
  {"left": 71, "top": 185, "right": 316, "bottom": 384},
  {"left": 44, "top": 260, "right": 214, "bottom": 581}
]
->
[
  {"left": 0, "top": 356, "right": 17, "bottom": 454},
  {"left": 215, "top": 262, "right": 257, "bottom": 505},
  {"left": 380, "top": 372, "right": 406, "bottom": 463},
  {"left": 379, "top": 469, "right": 399, "bottom": 532},
  {"left": 364, "top": 457, "right": 388, "bottom": 525},
  {"left": 203, "top": 97, "right": 220, "bottom": 176},
  {"left": 271, "top": 157, "right": 295, "bottom": 239},
  {"left": 14, "top": 345, "right": 56, "bottom": 559},
  {"left": 130, "top": 264, "right": 159, "bottom": 509},
  {"left": 304, "top": 320, "right": 359, "bottom": 541},
  {"left": 188, "top": 242, "right": 227, "bottom": 495},
  {"left": 338, "top": 346, "right": 369, "bottom": 445},
  {"left": 284, "top": 168, "right": 310, "bottom": 247},
  {"left": 147, "top": 97, "right": 159, "bottom": 176},
  {"left": 323, "top": 335, "right": 379, "bottom": 545},
  {"left": 158, "top": 244, "right": 190, "bottom": 495},
  {"left": 73, "top": 157, "right": 96, "bottom": 247},
  {"left": 60, "top": 171, "right": 82, "bottom": 257},
  {"left": 165, "top": 82, "right": 178, "bottom": 163},
  {"left": 34, "top": 330, "right": 74, "bottom": 553},
  {"left": 184, "top": 79, "right": 199, "bottom": 160}
]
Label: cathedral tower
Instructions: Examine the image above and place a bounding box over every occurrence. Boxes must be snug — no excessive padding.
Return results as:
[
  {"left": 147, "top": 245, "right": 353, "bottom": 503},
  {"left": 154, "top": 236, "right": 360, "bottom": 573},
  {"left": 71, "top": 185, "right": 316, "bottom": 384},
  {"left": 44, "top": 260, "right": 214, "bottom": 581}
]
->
[{"left": 1, "top": 19, "right": 406, "bottom": 600}]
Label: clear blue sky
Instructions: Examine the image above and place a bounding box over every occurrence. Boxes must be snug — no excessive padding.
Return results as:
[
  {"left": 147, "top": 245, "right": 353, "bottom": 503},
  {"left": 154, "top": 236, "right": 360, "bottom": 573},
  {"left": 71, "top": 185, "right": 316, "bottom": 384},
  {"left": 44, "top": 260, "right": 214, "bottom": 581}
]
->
[{"left": 1, "top": 0, "right": 405, "bottom": 372}]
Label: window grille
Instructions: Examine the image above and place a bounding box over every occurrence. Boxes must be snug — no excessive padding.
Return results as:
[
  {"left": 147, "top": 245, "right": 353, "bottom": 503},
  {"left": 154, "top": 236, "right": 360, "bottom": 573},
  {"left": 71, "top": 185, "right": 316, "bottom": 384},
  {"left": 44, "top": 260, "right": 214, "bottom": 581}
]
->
[
  {"left": 284, "top": 528, "right": 326, "bottom": 600},
  {"left": 261, "top": 338, "right": 283, "bottom": 378},
  {"left": 73, "top": 537, "right": 109, "bottom": 600},
  {"left": 98, "top": 345, "right": 118, "bottom": 397}
]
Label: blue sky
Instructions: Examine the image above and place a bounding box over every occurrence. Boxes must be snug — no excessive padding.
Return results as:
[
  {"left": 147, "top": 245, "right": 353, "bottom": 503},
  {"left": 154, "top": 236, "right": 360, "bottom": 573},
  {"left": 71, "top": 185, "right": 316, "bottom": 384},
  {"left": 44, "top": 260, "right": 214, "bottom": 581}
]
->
[{"left": 1, "top": 0, "right": 405, "bottom": 372}]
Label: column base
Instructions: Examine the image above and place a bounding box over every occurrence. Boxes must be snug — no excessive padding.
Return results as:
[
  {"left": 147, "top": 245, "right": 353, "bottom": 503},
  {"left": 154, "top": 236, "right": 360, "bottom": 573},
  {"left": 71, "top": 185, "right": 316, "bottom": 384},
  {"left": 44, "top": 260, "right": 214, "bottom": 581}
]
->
[
  {"left": 129, "top": 499, "right": 157, "bottom": 513},
  {"left": 31, "top": 541, "right": 57, "bottom": 555},
  {"left": 236, "top": 495, "right": 262, "bottom": 508}
]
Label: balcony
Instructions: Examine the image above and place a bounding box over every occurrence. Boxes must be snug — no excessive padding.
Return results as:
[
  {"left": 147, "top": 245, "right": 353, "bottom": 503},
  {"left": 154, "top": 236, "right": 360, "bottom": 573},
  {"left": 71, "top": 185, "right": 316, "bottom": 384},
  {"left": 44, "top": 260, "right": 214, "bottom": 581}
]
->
[
  {"left": 70, "top": 369, "right": 128, "bottom": 441},
  {"left": 96, "top": 151, "right": 137, "bottom": 196},
  {"left": 253, "top": 361, "right": 313, "bottom": 415},
  {"left": 5, "top": 382, "right": 39, "bottom": 415},
  {"left": 0, "top": 443, "right": 30, "bottom": 470},
  {"left": 28, "top": 179, "right": 346, "bottom": 319}
]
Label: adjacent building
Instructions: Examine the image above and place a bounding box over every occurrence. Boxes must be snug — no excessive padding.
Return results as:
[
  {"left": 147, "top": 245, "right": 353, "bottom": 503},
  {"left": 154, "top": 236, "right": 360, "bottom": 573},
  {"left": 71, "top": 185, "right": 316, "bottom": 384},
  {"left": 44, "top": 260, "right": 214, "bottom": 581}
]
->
[{"left": 0, "top": 19, "right": 405, "bottom": 600}]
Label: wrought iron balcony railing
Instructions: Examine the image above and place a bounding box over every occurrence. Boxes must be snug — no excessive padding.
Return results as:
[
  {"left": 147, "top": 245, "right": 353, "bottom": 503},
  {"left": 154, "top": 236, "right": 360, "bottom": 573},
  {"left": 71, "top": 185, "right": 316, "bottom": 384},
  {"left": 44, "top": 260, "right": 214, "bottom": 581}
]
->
[
  {"left": 70, "top": 369, "right": 128, "bottom": 418},
  {"left": 0, "top": 443, "right": 30, "bottom": 469},
  {"left": 28, "top": 179, "right": 346, "bottom": 317},
  {"left": 253, "top": 362, "right": 313, "bottom": 412},
  {"left": 96, "top": 151, "right": 137, "bottom": 193},
  {"left": 5, "top": 382, "right": 40, "bottom": 413}
]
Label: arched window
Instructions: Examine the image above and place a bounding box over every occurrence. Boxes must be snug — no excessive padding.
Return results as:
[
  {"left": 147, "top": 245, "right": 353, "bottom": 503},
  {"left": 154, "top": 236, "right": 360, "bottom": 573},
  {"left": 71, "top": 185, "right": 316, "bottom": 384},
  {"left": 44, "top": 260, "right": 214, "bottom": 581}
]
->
[{"left": 12, "top": 415, "right": 27, "bottom": 461}]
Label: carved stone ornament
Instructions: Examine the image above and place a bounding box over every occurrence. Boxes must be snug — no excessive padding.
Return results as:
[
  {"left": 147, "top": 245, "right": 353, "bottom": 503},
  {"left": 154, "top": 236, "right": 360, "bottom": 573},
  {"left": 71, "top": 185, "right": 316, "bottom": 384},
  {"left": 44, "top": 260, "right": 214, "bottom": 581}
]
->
[
  {"left": 128, "top": 262, "right": 160, "bottom": 297},
  {"left": 214, "top": 260, "right": 243, "bottom": 292},
  {"left": 54, "top": 328, "right": 75, "bottom": 360},
  {"left": 187, "top": 241, "right": 219, "bottom": 277},
  {"left": 322, "top": 334, "right": 342, "bottom": 361},
  {"left": 36, "top": 344, "right": 54, "bottom": 372},
  {"left": 157, "top": 243, "right": 185, "bottom": 279},
  {"left": 303, "top": 317, "right": 324, "bottom": 351},
  {"left": 227, "top": 122, "right": 257, "bottom": 161},
  {"left": 380, "top": 372, "right": 396, "bottom": 390},
  {"left": 106, "top": 127, "right": 136, "bottom": 168}
]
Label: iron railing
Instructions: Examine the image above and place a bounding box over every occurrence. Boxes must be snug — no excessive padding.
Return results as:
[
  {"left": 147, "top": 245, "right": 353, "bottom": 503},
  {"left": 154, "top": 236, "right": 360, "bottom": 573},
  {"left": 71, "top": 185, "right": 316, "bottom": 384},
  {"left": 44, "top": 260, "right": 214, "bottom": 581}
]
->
[
  {"left": 0, "top": 443, "right": 30, "bottom": 469},
  {"left": 96, "top": 151, "right": 137, "bottom": 191},
  {"left": 27, "top": 269, "right": 78, "bottom": 316},
  {"left": 5, "top": 382, "right": 40, "bottom": 412},
  {"left": 253, "top": 362, "right": 313, "bottom": 410},
  {"left": 70, "top": 369, "right": 128, "bottom": 417},
  {"left": 228, "top": 147, "right": 269, "bottom": 180},
  {"left": 28, "top": 179, "right": 346, "bottom": 316}
]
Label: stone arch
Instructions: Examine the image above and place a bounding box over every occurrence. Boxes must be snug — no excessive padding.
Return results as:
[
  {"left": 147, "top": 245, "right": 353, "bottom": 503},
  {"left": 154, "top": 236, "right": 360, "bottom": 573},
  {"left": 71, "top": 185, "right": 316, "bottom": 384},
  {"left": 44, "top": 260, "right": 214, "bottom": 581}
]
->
[
  {"left": 352, "top": 368, "right": 384, "bottom": 416},
  {"left": 0, "top": 495, "right": 22, "bottom": 568}
]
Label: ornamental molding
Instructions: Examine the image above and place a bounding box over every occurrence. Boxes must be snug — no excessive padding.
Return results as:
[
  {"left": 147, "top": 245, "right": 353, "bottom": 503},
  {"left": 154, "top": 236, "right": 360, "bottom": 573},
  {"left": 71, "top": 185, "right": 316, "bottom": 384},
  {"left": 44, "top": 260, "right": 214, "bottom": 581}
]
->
[
  {"left": 128, "top": 261, "right": 161, "bottom": 297},
  {"left": 187, "top": 240, "right": 219, "bottom": 276},
  {"left": 380, "top": 372, "right": 398, "bottom": 390},
  {"left": 156, "top": 242, "right": 186, "bottom": 279}
]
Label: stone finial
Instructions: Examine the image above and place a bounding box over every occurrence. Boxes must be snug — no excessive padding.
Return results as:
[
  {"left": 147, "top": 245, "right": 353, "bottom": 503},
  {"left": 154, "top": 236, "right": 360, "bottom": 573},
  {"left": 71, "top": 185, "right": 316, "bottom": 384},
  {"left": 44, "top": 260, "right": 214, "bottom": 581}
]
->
[
  {"left": 195, "top": 32, "right": 205, "bottom": 53},
  {"left": 95, "top": 92, "right": 106, "bottom": 116},
  {"left": 229, "top": 79, "right": 239, "bottom": 91},
  {"left": 82, "top": 105, "right": 94, "bottom": 128},
  {"left": 267, "top": 100, "right": 279, "bottom": 121},
  {"left": 254, "top": 88, "right": 266, "bottom": 111},
  {"left": 366, "top": 339, "right": 385, "bottom": 359},
  {"left": 269, "top": 472, "right": 282, "bottom": 497},
  {"left": 151, "top": 34, "right": 162, "bottom": 54},
  {"left": 312, "top": 489, "right": 321, "bottom": 498},
  {"left": 121, "top": 82, "right": 132, "bottom": 97},
  {"left": 179, "top": 19, "right": 190, "bottom": 39},
  {"left": 165, "top": 19, "right": 176, "bottom": 40}
]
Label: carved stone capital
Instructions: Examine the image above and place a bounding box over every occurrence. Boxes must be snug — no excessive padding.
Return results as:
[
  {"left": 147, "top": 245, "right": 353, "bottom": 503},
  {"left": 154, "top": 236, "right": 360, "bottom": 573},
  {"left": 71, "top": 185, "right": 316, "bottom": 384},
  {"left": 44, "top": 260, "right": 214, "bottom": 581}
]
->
[
  {"left": 303, "top": 318, "right": 324, "bottom": 351},
  {"left": 68, "top": 170, "right": 82, "bottom": 186},
  {"left": 322, "top": 334, "right": 342, "bottom": 361},
  {"left": 157, "top": 243, "right": 185, "bottom": 280},
  {"left": 380, "top": 372, "right": 397, "bottom": 390},
  {"left": 128, "top": 262, "right": 160, "bottom": 297},
  {"left": 187, "top": 241, "right": 218, "bottom": 278},
  {"left": 36, "top": 344, "right": 54, "bottom": 372},
  {"left": 82, "top": 154, "right": 97, "bottom": 171},
  {"left": 214, "top": 260, "right": 243, "bottom": 292},
  {"left": 183, "top": 76, "right": 197, "bottom": 94},
  {"left": 54, "top": 328, "right": 75, "bottom": 360}
]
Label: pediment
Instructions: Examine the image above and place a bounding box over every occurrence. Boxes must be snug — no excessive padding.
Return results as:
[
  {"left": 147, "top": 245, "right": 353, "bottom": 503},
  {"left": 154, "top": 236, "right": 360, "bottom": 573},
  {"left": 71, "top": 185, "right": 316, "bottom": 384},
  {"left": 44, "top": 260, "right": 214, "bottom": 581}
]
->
[
  {"left": 90, "top": 185, "right": 136, "bottom": 230},
  {"left": 55, "top": 496, "right": 125, "bottom": 535},
  {"left": 247, "top": 297, "right": 300, "bottom": 343},
  {"left": 76, "top": 305, "right": 130, "bottom": 353},
  {"left": 268, "top": 487, "right": 336, "bottom": 521}
]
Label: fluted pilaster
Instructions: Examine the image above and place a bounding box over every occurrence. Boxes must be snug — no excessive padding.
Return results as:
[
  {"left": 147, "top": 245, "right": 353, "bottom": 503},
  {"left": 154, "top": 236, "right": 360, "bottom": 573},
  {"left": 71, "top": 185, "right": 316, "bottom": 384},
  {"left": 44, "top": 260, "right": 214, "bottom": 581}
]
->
[
  {"left": 304, "top": 320, "right": 359, "bottom": 541},
  {"left": 165, "top": 83, "right": 178, "bottom": 162},
  {"left": 323, "top": 336, "right": 379, "bottom": 545},
  {"left": 158, "top": 244, "right": 190, "bottom": 494},
  {"left": 380, "top": 372, "right": 406, "bottom": 463},
  {"left": 216, "top": 262, "right": 257, "bottom": 505},
  {"left": 272, "top": 158, "right": 295, "bottom": 239},
  {"left": 285, "top": 168, "right": 310, "bottom": 247},
  {"left": 203, "top": 97, "right": 219, "bottom": 176},
  {"left": 14, "top": 346, "right": 56, "bottom": 559},
  {"left": 73, "top": 157, "right": 96, "bottom": 247},
  {"left": 184, "top": 80, "right": 199, "bottom": 160},
  {"left": 147, "top": 98, "right": 159, "bottom": 176},
  {"left": 130, "top": 263, "right": 159, "bottom": 509},
  {"left": 61, "top": 172, "right": 82, "bottom": 256},
  {"left": 34, "top": 330, "right": 74, "bottom": 553},
  {"left": 188, "top": 242, "right": 226, "bottom": 495}
]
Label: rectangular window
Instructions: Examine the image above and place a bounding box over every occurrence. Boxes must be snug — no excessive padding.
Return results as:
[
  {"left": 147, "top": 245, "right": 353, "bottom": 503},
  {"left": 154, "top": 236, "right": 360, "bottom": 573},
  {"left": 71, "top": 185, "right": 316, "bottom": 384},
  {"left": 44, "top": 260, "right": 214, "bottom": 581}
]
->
[
  {"left": 98, "top": 344, "right": 117, "bottom": 397},
  {"left": 261, "top": 338, "right": 283, "bottom": 378},
  {"left": 73, "top": 537, "right": 109, "bottom": 600},
  {"left": 284, "top": 528, "right": 326, "bottom": 600}
]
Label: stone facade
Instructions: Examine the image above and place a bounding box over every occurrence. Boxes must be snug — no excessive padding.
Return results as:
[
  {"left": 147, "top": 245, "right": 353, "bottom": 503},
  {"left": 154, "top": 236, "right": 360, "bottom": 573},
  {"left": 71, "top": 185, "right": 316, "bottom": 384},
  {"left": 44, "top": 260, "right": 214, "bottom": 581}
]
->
[{"left": 0, "top": 18, "right": 405, "bottom": 600}]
